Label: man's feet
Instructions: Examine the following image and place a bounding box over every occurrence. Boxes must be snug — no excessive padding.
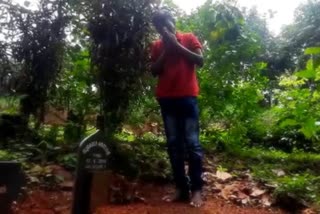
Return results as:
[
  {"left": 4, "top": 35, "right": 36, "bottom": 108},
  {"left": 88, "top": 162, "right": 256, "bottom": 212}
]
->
[
  {"left": 190, "top": 190, "right": 203, "bottom": 207},
  {"left": 162, "top": 189, "right": 190, "bottom": 202}
]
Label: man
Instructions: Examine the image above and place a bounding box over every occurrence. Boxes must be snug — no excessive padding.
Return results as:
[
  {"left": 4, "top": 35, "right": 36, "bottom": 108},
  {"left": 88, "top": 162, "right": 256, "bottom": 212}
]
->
[{"left": 150, "top": 9, "right": 204, "bottom": 207}]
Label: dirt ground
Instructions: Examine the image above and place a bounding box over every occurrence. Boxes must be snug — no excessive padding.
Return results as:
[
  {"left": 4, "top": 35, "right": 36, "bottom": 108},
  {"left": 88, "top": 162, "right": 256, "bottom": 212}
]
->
[{"left": 13, "top": 184, "right": 287, "bottom": 214}]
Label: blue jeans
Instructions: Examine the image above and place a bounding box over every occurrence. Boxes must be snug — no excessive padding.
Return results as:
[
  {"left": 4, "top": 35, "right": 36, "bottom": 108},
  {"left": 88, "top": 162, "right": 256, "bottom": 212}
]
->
[{"left": 158, "top": 97, "right": 203, "bottom": 192}]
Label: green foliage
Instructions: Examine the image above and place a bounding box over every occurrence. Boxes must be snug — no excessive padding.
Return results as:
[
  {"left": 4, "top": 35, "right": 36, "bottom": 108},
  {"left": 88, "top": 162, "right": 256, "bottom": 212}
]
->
[
  {"left": 272, "top": 51, "right": 320, "bottom": 149},
  {"left": 0, "top": 150, "right": 19, "bottom": 160},
  {"left": 245, "top": 48, "right": 320, "bottom": 152},
  {"left": 49, "top": 46, "right": 99, "bottom": 142},
  {"left": 4, "top": 0, "right": 69, "bottom": 121},
  {"left": 26, "top": 164, "right": 67, "bottom": 186},
  {"left": 280, "top": 0, "right": 320, "bottom": 70},
  {"left": 126, "top": 80, "right": 160, "bottom": 127},
  {"left": 57, "top": 153, "right": 77, "bottom": 169},
  {"left": 0, "top": 96, "right": 21, "bottom": 114},
  {"left": 305, "top": 47, "right": 320, "bottom": 55},
  {"left": 275, "top": 174, "right": 320, "bottom": 203},
  {"left": 113, "top": 133, "right": 170, "bottom": 181},
  {"left": 51, "top": 47, "right": 98, "bottom": 116},
  {"left": 220, "top": 145, "right": 320, "bottom": 207},
  {"left": 176, "top": 1, "right": 269, "bottom": 146}
]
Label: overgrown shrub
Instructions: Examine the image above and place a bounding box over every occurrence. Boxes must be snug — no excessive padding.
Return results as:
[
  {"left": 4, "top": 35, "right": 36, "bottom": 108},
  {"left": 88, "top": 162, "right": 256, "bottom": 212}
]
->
[{"left": 249, "top": 47, "right": 320, "bottom": 152}]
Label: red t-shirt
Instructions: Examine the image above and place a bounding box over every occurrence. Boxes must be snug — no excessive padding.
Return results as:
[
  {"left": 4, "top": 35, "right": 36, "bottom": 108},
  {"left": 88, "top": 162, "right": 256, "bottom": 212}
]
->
[{"left": 150, "top": 32, "right": 202, "bottom": 98}]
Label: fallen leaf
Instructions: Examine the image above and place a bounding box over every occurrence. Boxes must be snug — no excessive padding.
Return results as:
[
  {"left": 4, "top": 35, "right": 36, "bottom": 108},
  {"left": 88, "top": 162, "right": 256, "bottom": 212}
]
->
[
  {"left": 250, "top": 187, "right": 266, "bottom": 197},
  {"left": 221, "top": 183, "right": 240, "bottom": 200},
  {"left": 29, "top": 165, "right": 45, "bottom": 174},
  {"left": 221, "top": 185, "right": 233, "bottom": 200},
  {"left": 213, "top": 183, "right": 224, "bottom": 193},
  {"left": 237, "top": 191, "right": 249, "bottom": 200},
  {"left": 47, "top": 165, "right": 73, "bottom": 182},
  {"left": 241, "top": 197, "right": 251, "bottom": 205},
  {"left": 265, "top": 183, "right": 278, "bottom": 189},
  {"left": 229, "top": 194, "right": 238, "bottom": 200},
  {"left": 216, "top": 171, "right": 232, "bottom": 182},
  {"left": 261, "top": 194, "right": 272, "bottom": 207},
  {"left": 207, "top": 159, "right": 214, "bottom": 166},
  {"left": 244, "top": 172, "right": 253, "bottom": 180},
  {"left": 239, "top": 184, "right": 252, "bottom": 195},
  {"left": 302, "top": 208, "right": 317, "bottom": 214},
  {"left": 28, "top": 176, "right": 40, "bottom": 183}
]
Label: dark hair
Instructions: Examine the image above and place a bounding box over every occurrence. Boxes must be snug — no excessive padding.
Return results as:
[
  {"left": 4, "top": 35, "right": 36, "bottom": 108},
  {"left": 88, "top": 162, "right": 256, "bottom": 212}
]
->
[{"left": 152, "top": 9, "right": 175, "bottom": 25}]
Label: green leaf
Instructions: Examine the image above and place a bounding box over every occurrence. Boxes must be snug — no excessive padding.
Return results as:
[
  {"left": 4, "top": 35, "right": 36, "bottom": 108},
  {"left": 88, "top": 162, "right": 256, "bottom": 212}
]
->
[
  {"left": 316, "top": 67, "right": 320, "bottom": 81},
  {"left": 304, "top": 47, "right": 320, "bottom": 55},
  {"left": 300, "top": 118, "right": 317, "bottom": 139},
  {"left": 127, "top": 135, "right": 135, "bottom": 142},
  {"left": 306, "top": 59, "right": 314, "bottom": 71},
  {"left": 280, "top": 119, "right": 298, "bottom": 128},
  {"left": 295, "top": 69, "right": 316, "bottom": 79},
  {"left": 257, "top": 62, "right": 267, "bottom": 70}
]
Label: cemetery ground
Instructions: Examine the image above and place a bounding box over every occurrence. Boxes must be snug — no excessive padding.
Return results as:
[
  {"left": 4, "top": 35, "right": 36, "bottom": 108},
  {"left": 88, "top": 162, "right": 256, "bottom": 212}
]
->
[
  {"left": 3, "top": 119, "right": 320, "bottom": 214},
  {"left": 2, "top": 111, "right": 320, "bottom": 214},
  {"left": 11, "top": 150, "right": 318, "bottom": 214},
  {"left": 13, "top": 184, "right": 285, "bottom": 214}
]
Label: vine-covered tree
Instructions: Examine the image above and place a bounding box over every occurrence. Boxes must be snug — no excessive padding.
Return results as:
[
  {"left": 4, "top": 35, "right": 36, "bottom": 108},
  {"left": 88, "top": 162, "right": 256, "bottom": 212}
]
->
[
  {"left": 76, "top": 0, "right": 160, "bottom": 134},
  {"left": 0, "top": 0, "right": 69, "bottom": 125}
]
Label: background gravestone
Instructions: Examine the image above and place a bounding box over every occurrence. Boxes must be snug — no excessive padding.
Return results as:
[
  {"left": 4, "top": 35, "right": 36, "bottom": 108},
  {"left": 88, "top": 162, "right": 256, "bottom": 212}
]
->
[{"left": 72, "top": 116, "right": 115, "bottom": 214}]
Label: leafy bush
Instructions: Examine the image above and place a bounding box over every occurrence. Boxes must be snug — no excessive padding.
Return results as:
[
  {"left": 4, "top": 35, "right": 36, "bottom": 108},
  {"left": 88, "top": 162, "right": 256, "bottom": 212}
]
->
[
  {"left": 275, "top": 174, "right": 320, "bottom": 206},
  {"left": 249, "top": 47, "right": 320, "bottom": 152},
  {"left": 0, "top": 96, "right": 21, "bottom": 114},
  {"left": 112, "top": 133, "right": 170, "bottom": 181},
  {"left": 0, "top": 150, "right": 19, "bottom": 160},
  {"left": 57, "top": 153, "right": 78, "bottom": 170}
]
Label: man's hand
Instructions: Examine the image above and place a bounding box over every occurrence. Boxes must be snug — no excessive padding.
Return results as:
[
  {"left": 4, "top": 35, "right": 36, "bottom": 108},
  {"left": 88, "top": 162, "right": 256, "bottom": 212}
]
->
[
  {"left": 162, "top": 30, "right": 204, "bottom": 67},
  {"left": 164, "top": 32, "right": 178, "bottom": 45},
  {"left": 151, "top": 50, "right": 166, "bottom": 77},
  {"left": 162, "top": 28, "right": 179, "bottom": 48}
]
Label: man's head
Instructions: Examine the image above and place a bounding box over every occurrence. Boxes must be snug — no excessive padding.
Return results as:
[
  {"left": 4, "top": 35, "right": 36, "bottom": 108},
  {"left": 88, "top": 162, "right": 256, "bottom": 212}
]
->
[{"left": 152, "top": 9, "right": 176, "bottom": 35}]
